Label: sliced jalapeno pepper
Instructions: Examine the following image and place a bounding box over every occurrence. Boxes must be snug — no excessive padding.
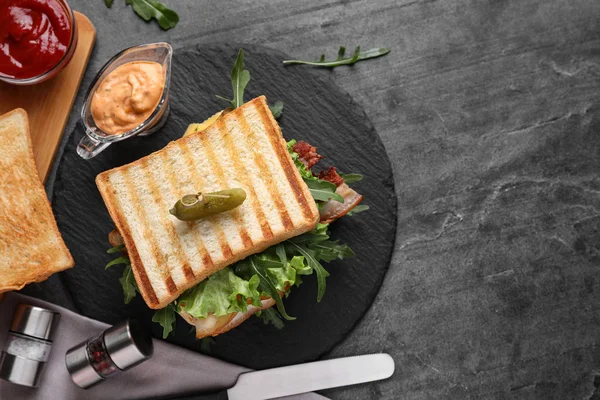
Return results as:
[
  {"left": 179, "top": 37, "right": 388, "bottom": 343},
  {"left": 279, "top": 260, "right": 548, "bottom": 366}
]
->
[{"left": 169, "top": 188, "right": 247, "bottom": 221}]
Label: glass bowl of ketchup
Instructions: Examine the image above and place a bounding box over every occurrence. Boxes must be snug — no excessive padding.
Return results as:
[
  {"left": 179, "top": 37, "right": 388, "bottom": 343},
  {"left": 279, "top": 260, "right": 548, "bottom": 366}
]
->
[
  {"left": 0, "top": 0, "right": 78, "bottom": 85},
  {"left": 77, "top": 42, "right": 173, "bottom": 160}
]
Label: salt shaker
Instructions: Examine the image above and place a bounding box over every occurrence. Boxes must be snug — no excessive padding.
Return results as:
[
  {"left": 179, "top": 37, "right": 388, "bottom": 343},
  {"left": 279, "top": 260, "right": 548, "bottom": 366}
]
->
[
  {"left": 65, "top": 319, "right": 153, "bottom": 389},
  {"left": 0, "top": 304, "right": 60, "bottom": 387}
]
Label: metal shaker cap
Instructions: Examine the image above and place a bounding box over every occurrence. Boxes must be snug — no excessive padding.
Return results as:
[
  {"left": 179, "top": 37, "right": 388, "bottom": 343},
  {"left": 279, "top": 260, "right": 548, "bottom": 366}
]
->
[
  {"left": 10, "top": 304, "right": 60, "bottom": 340},
  {"left": 104, "top": 319, "right": 153, "bottom": 370},
  {"left": 0, "top": 353, "right": 45, "bottom": 387}
]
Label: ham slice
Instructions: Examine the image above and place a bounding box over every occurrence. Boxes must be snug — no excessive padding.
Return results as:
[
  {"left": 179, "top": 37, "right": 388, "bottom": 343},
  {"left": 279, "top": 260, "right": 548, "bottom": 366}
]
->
[{"left": 179, "top": 298, "right": 277, "bottom": 338}]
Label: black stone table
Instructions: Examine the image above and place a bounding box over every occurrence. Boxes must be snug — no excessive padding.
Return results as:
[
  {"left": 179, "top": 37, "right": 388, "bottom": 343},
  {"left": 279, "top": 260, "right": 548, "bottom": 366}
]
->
[{"left": 43, "top": 1, "right": 600, "bottom": 398}]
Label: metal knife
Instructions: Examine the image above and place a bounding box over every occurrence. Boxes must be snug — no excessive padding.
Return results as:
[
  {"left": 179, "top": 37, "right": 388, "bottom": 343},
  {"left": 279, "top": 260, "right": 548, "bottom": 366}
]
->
[{"left": 218, "top": 353, "right": 395, "bottom": 400}]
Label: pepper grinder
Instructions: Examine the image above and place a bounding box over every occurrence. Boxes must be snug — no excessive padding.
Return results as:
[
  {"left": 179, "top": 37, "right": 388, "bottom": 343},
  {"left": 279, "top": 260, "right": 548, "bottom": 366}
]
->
[
  {"left": 0, "top": 304, "right": 61, "bottom": 387},
  {"left": 65, "top": 319, "right": 153, "bottom": 389}
]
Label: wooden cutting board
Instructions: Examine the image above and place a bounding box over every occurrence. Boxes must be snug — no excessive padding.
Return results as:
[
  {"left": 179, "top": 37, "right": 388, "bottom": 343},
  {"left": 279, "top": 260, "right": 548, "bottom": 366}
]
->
[
  {"left": 0, "top": 12, "right": 96, "bottom": 182},
  {"left": 0, "top": 13, "right": 94, "bottom": 304}
]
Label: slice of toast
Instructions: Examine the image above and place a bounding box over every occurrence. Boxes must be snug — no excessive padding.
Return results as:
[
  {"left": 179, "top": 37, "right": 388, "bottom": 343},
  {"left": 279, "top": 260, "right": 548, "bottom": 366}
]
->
[
  {"left": 0, "top": 109, "right": 74, "bottom": 292},
  {"left": 96, "top": 96, "right": 320, "bottom": 309}
]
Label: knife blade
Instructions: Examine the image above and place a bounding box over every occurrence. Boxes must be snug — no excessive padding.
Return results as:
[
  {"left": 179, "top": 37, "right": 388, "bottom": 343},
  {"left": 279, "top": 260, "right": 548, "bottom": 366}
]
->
[{"left": 224, "top": 353, "right": 394, "bottom": 400}]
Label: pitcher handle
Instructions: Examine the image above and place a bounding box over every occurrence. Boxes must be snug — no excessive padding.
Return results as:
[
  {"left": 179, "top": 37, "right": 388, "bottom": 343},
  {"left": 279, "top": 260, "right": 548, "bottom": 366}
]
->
[{"left": 77, "top": 134, "right": 111, "bottom": 160}]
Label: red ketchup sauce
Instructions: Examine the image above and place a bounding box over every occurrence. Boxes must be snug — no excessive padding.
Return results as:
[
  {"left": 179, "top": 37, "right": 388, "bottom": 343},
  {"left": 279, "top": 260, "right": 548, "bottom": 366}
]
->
[{"left": 0, "top": 0, "right": 72, "bottom": 79}]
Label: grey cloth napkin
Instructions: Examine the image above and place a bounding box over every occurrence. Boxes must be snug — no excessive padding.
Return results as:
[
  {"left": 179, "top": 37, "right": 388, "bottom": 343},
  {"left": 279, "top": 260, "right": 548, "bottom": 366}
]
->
[{"left": 0, "top": 293, "right": 327, "bottom": 400}]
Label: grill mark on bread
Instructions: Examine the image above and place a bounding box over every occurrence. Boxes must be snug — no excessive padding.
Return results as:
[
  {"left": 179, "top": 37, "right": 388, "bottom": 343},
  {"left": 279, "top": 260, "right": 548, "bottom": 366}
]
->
[
  {"left": 236, "top": 112, "right": 294, "bottom": 231},
  {"left": 255, "top": 105, "right": 315, "bottom": 221},
  {"left": 151, "top": 153, "right": 196, "bottom": 282},
  {"left": 199, "top": 121, "right": 253, "bottom": 253},
  {"left": 185, "top": 219, "right": 218, "bottom": 271},
  {"left": 127, "top": 161, "right": 178, "bottom": 295},
  {"left": 102, "top": 173, "right": 159, "bottom": 306},
  {"left": 217, "top": 117, "right": 275, "bottom": 241},
  {"left": 166, "top": 144, "right": 215, "bottom": 274},
  {"left": 165, "top": 276, "right": 177, "bottom": 294},
  {"left": 178, "top": 140, "right": 223, "bottom": 267}
]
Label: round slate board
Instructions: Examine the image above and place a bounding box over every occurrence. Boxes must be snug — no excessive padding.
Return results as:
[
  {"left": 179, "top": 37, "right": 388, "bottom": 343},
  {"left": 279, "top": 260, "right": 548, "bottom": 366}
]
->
[{"left": 37, "top": 44, "right": 396, "bottom": 369}]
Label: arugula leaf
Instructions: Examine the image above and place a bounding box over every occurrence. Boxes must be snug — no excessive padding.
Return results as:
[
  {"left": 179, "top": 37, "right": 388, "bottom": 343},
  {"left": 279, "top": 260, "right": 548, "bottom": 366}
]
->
[
  {"left": 119, "top": 264, "right": 138, "bottom": 304},
  {"left": 346, "top": 204, "right": 370, "bottom": 216},
  {"left": 288, "top": 227, "right": 329, "bottom": 244},
  {"left": 283, "top": 46, "right": 390, "bottom": 69},
  {"left": 247, "top": 256, "right": 295, "bottom": 320},
  {"left": 304, "top": 178, "right": 344, "bottom": 202},
  {"left": 339, "top": 173, "right": 363, "bottom": 184},
  {"left": 199, "top": 337, "right": 215, "bottom": 354},
  {"left": 231, "top": 49, "right": 250, "bottom": 108},
  {"left": 152, "top": 303, "right": 176, "bottom": 338},
  {"left": 105, "top": 253, "right": 139, "bottom": 303},
  {"left": 257, "top": 308, "right": 284, "bottom": 329},
  {"left": 286, "top": 241, "right": 330, "bottom": 302},
  {"left": 309, "top": 240, "right": 355, "bottom": 262},
  {"left": 275, "top": 243, "right": 287, "bottom": 267},
  {"left": 107, "top": 244, "right": 124, "bottom": 254},
  {"left": 125, "top": 0, "right": 179, "bottom": 30},
  {"left": 104, "top": 0, "right": 114, "bottom": 8},
  {"left": 216, "top": 49, "right": 250, "bottom": 109},
  {"left": 105, "top": 256, "right": 129, "bottom": 270},
  {"left": 269, "top": 101, "right": 284, "bottom": 119}
]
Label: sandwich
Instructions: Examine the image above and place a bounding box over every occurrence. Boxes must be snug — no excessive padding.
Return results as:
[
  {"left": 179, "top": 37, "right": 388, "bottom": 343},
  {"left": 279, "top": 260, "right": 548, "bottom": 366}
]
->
[
  {"left": 99, "top": 50, "right": 366, "bottom": 339},
  {"left": 0, "top": 108, "right": 74, "bottom": 292}
]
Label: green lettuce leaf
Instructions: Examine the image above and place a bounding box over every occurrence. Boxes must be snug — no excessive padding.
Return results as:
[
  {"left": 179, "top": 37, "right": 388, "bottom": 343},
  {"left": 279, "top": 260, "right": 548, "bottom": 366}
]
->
[
  {"left": 290, "top": 255, "right": 312, "bottom": 275},
  {"left": 267, "top": 264, "right": 297, "bottom": 294},
  {"left": 289, "top": 255, "right": 312, "bottom": 287},
  {"left": 178, "top": 269, "right": 261, "bottom": 318}
]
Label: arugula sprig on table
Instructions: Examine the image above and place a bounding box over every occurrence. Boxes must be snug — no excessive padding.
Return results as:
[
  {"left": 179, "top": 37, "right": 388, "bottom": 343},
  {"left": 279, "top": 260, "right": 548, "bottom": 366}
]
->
[
  {"left": 283, "top": 46, "right": 390, "bottom": 68},
  {"left": 104, "top": 0, "right": 179, "bottom": 31}
]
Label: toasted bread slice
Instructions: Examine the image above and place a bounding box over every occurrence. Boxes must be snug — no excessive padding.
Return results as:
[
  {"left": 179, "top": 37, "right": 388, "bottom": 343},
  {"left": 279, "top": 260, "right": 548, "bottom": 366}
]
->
[
  {"left": 0, "top": 109, "right": 74, "bottom": 292},
  {"left": 96, "top": 96, "right": 320, "bottom": 309}
]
